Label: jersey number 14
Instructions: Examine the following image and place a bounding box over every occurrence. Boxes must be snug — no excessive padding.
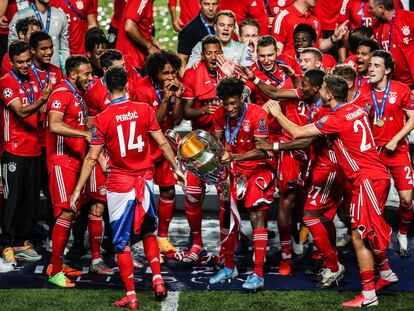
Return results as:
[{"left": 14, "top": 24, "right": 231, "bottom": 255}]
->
[{"left": 116, "top": 121, "right": 144, "bottom": 157}]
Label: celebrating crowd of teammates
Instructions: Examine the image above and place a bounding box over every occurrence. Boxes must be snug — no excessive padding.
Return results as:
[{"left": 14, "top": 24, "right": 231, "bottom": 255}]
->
[{"left": 1, "top": 0, "right": 414, "bottom": 309}]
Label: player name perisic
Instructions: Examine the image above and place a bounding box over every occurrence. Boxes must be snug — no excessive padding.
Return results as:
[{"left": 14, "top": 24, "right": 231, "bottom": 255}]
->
[
  {"left": 345, "top": 108, "right": 364, "bottom": 121},
  {"left": 116, "top": 111, "right": 139, "bottom": 122}
]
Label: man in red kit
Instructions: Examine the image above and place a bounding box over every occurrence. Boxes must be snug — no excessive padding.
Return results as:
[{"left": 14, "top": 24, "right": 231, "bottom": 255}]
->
[
  {"left": 219, "top": 0, "right": 269, "bottom": 35},
  {"left": 370, "top": 0, "right": 414, "bottom": 87},
  {"left": 271, "top": 0, "right": 349, "bottom": 56},
  {"left": 46, "top": 55, "right": 93, "bottom": 287},
  {"left": 70, "top": 67, "right": 186, "bottom": 308},
  {"left": 168, "top": 0, "right": 200, "bottom": 32},
  {"left": 0, "top": 0, "right": 23, "bottom": 66},
  {"left": 50, "top": 0, "right": 98, "bottom": 55},
  {"left": 108, "top": 0, "right": 127, "bottom": 48},
  {"left": 0, "top": 41, "right": 52, "bottom": 265},
  {"left": 136, "top": 51, "right": 183, "bottom": 259},
  {"left": 267, "top": 75, "right": 395, "bottom": 307},
  {"left": 362, "top": 50, "right": 414, "bottom": 258},
  {"left": 28, "top": 31, "right": 63, "bottom": 252},
  {"left": 116, "top": 0, "right": 161, "bottom": 73},
  {"left": 182, "top": 35, "right": 226, "bottom": 262},
  {"left": 209, "top": 78, "right": 274, "bottom": 292}
]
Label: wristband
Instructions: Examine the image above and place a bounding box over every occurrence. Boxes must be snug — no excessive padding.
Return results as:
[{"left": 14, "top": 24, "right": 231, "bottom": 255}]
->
[
  {"left": 330, "top": 36, "right": 337, "bottom": 44},
  {"left": 273, "top": 142, "right": 279, "bottom": 151},
  {"left": 253, "top": 77, "right": 260, "bottom": 85}
]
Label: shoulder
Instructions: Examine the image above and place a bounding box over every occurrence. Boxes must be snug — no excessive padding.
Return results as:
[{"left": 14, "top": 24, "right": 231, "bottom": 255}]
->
[
  {"left": 51, "top": 6, "right": 66, "bottom": 17},
  {"left": 392, "top": 80, "right": 410, "bottom": 92}
]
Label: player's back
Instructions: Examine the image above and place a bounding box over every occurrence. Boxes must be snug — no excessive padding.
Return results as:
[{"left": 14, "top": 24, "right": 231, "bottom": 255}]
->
[{"left": 93, "top": 99, "right": 160, "bottom": 177}]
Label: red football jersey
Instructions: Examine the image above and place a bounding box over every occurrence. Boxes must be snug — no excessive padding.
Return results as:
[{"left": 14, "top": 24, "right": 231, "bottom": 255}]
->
[
  {"left": 0, "top": 72, "right": 41, "bottom": 156},
  {"left": 268, "top": 0, "right": 292, "bottom": 16},
  {"left": 339, "top": 0, "right": 375, "bottom": 29},
  {"left": 309, "top": 99, "right": 340, "bottom": 169},
  {"left": 168, "top": 0, "right": 200, "bottom": 27},
  {"left": 116, "top": 0, "right": 155, "bottom": 70},
  {"left": 50, "top": 0, "right": 97, "bottom": 54},
  {"left": 373, "top": 9, "right": 414, "bottom": 85},
  {"left": 84, "top": 77, "right": 110, "bottom": 118},
  {"left": 1, "top": 53, "right": 12, "bottom": 77},
  {"left": 282, "top": 98, "right": 311, "bottom": 141},
  {"left": 248, "top": 61, "right": 295, "bottom": 141},
  {"left": 314, "top": 103, "right": 389, "bottom": 181},
  {"left": 314, "top": 1, "right": 343, "bottom": 31},
  {"left": 271, "top": 3, "right": 321, "bottom": 56},
  {"left": 182, "top": 61, "right": 221, "bottom": 133},
  {"left": 136, "top": 76, "right": 175, "bottom": 162},
  {"left": 91, "top": 98, "right": 160, "bottom": 191},
  {"left": 219, "top": 0, "right": 269, "bottom": 35},
  {"left": 46, "top": 81, "right": 88, "bottom": 172},
  {"left": 29, "top": 64, "right": 63, "bottom": 147},
  {"left": 110, "top": 0, "right": 127, "bottom": 29},
  {"left": 344, "top": 55, "right": 357, "bottom": 69},
  {"left": 364, "top": 80, "right": 414, "bottom": 150},
  {"left": 214, "top": 103, "right": 274, "bottom": 172}
]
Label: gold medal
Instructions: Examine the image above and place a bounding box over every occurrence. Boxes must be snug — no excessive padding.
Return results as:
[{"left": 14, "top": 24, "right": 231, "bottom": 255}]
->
[{"left": 377, "top": 118, "right": 385, "bottom": 128}]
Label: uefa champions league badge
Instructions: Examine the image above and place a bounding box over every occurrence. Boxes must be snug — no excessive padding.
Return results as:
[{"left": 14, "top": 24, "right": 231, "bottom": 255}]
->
[{"left": 3, "top": 88, "right": 13, "bottom": 98}]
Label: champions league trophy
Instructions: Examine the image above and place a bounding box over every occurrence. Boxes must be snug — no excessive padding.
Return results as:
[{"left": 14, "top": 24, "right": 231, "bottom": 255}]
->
[{"left": 165, "top": 129, "right": 230, "bottom": 200}]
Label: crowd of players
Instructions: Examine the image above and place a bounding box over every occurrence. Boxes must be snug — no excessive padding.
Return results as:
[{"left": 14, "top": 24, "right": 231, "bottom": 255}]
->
[{"left": 1, "top": 0, "right": 414, "bottom": 309}]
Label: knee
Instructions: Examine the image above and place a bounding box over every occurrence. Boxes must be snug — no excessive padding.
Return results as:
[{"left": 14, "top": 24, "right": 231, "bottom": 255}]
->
[
  {"left": 61, "top": 210, "right": 76, "bottom": 221},
  {"left": 399, "top": 197, "right": 412, "bottom": 208},
  {"left": 160, "top": 187, "right": 175, "bottom": 200},
  {"left": 90, "top": 203, "right": 104, "bottom": 217}
]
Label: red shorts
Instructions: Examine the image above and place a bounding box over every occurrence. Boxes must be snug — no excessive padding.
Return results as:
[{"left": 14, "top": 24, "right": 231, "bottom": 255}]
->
[
  {"left": 49, "top": 165, "right": 83, "bottom": 218},
  {"left": 231, "top": 166, "right": 275, "bottom": 211},
  {"left": 153, "top": 158, "right": 176, "bottom": 187},
  {"left": 86, "top": 165, "right": 107, "bottom": 202},
  {"left": 277, "top": 150, "right": 308, "bottom": 194},
  {"left": 350, "top": 177, "right": 391, "bottom": 250},
  {"left": 304, "top": 166, "right": 345, "bottom": 219},
  {"left": 379, "top": 149, "right": 413, "bottom": 191}
]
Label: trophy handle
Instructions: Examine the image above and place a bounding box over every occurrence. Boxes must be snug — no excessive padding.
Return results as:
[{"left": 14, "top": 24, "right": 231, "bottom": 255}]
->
[{"left": 165, "top": 129, "right": 182, "bottom": 151}]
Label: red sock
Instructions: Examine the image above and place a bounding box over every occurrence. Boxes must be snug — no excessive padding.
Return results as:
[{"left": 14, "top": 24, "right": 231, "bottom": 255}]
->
[
  {"left": 50, "top": 217, "right": 71, "bottom": 276},
  {"left": 278, "top": 223, "right": 291, "bottom": 258},
  {"left": 360, "top": 269, "right": 375, "bottom": 291},
  {"left": 157, "top": 197, "right": 175, "bottom": 238},
  {"left": 88, "top": 213, "right": 103, "bottom": 260},
  {"left": 373, "top": 250, "right": 391, "bottom": 272},
  {"left": 399, "top": 201, "right": 413, "bottom": 234},
  {"left": 303, "top": 216, "right": 338, "bottom": 271},
  {"left": 223, "top": 230, "right": 236, "bottom": 269},
  {"left": 143, "top": 234, "right": 161, "bottom": 277},
  {"left": 117, "top": 248, "right": 135, "bottom": 292},
  {"left": 323, "top": 218, "right": 337, "bottom": 249},
  {"left": 253, "top": 228, "right": 267, "bottom": 277},
  {"left": 184, "top": 198, "right": 203, "bottom": 246}
]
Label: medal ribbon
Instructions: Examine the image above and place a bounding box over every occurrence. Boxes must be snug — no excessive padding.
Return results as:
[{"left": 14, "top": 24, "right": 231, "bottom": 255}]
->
[
  {"left": 109, "top": 96, "right": 128, "bottom": 106},
  {"left": 380, "top": 9, "right": 396, "bottom": 51},
  {"left": 308, "top": 98, "right": 323, "bottom": 124},
  {"left": 63, "top": 0, "right": 86, "bottom": 21},
  {"left": 225, "top": 103, "right": 247, "bottom": 145},
  {"left": 31, "top": 3, "right": 51, "bottom": 33},
  {"left": 10, "top": 70, "right": 35, "bottom": 104},
  {"left": 64, "top": 79, "right": 88, "bottom": 121},
  {"left": 332, "top": 101, "right": 347, "bottom": 112},
  {"left": 31, "top": 63, "right": 50, "bottom": 91},
  {"left": 256, "top": 61, "right": 286, "bottom": 87},
  {"left": 371, "top": 79, "right": 391, "bottom": 121}
]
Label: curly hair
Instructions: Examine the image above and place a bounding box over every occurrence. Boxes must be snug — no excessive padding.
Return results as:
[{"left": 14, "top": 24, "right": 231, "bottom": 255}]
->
[
  {"left": 216, "top": 78, "right": 245, "bottom": 100},
  {"left": 144, "top": 50, "right": 182, "bottom": 80}
]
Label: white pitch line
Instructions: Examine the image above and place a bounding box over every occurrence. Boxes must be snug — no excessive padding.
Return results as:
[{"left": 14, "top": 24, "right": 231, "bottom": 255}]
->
[{"left": 161, "top": 291, "right": 180, "bottom": 311}]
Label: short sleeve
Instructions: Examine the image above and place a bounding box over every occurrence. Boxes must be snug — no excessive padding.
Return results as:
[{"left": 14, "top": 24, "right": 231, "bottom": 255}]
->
[
  {"left": 271, "top": 10, "right": 288, "bottom": 44},
  {"left": 87, "top": 0, "right": 98, "bottom": 14},
  {"left": 168, "top": 0, "right": 177, "bottom": 7},
  {"left": 48, "top": 91, "right": 70, "bottom": 114},
  {"left": 213, "top": 107, "right": 225, "bottom": 132},
  {"left": 253, "top": 108, "right": 269, "bottom": 137},
  {"left": 91, "top": 115, "right": 105, "bottom": 146},
  {"left": 313, "top": 112, "right": 341, "bottom": 135},
  {"left": 124, "top": 0, "right": 143, "bottom": 20},
  {"left": 0, "top": 79, "right": 20, "bottom": 107},
  {"left": 147, "top": 105, "right": 161, "bottom": 132},
  {"left": 182, "top": 68, "right": 195, "bottom": 99}
]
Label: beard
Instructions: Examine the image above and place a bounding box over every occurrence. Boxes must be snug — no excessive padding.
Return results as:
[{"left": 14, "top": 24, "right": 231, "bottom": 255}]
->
[{"left": 75, "top": 76, "right": 87, "bottom": 92}]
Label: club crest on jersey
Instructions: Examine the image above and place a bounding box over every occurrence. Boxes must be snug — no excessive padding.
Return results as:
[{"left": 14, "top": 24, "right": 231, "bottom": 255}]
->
[
  {"left": 313, "top": 20, "right": 319, "bottom": 29},
  {"left": 50, "top": 76, "right": 57, "bottom": 85},
  {"left": 388, "top": 93, "right": 397, "bottom": 104},
  {"left": 8, "top": 162, "right": 16, "bottom": 173},
  {"left": 402, "top": 26, "right": 410, "bottom": 36},
  {"left": 243, "top": 120, "right": 250, "bottom": 132},
  {"left": 76, "top": 0, "right": 84, "bottom": 10},
  {"left": 51, "top": 100, "right": 61, "bottom": 109},
  {"left": 3, "top": 88, "right": 13, "bottom": 98},
  {"left": 278, "top": 0, "right": 286, "bottom": 6},
  {"left": 99, "top": 186, "right": 107, "bottom": 196}
]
